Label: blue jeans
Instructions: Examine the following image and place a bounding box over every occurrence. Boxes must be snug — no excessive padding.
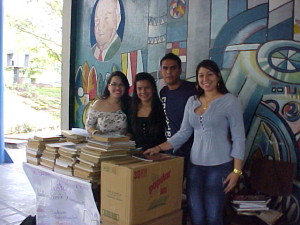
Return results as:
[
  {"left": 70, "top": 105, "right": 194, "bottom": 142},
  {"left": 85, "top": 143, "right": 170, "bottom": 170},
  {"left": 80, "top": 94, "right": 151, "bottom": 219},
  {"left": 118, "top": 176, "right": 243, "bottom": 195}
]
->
[{"left": 187, "top": 161, "right": 233, "bottom": 225}]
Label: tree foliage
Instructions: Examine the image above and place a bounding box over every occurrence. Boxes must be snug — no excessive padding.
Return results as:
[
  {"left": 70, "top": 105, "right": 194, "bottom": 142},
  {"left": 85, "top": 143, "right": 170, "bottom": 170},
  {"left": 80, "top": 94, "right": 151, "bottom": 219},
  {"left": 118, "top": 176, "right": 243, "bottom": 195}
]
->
[{"left": 6, "top": 0, "right": 63, "bottom": 78}]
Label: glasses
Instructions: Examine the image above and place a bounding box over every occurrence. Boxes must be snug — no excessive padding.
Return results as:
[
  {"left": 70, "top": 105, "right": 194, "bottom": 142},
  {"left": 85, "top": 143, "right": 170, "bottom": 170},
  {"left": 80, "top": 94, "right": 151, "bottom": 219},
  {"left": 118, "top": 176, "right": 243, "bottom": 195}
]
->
[{"left": 109, "top": 83, "right": 125, "bottom": 88}]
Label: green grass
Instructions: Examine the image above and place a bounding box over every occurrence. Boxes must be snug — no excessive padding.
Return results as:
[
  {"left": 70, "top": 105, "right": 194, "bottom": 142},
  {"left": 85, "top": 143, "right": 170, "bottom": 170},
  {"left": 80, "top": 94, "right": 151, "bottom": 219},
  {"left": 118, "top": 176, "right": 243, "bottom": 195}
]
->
[
  {"left": 35, "top": 87, "right": 61, "bottom": 99},
  {"left": 9, "top": 84, "right": 61, "bottom": 114}
]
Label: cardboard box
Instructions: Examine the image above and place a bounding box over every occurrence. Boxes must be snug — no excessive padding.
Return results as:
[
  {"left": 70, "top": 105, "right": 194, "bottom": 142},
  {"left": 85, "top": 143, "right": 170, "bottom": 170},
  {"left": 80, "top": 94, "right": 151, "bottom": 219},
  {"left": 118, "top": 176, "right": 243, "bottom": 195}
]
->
[
  {"left": 101, "top": 157, "right": 184, "bottom": 225},
  {"left": 101, "top": 209, "right": 183, "bottom": 225}
]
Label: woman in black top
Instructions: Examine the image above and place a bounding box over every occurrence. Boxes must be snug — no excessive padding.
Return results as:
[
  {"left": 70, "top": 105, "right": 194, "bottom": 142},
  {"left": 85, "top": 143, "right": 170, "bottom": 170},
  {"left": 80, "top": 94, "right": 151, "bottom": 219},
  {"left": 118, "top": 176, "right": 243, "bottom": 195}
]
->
[{"left": 128, "top": 72, "right": 167, "bottom": 150}]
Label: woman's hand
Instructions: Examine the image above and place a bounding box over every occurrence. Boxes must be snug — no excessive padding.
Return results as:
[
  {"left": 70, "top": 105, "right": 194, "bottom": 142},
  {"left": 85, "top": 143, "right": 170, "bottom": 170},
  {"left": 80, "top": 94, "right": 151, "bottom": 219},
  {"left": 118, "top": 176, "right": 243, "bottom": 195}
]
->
[
  {"left": 223, "top": 172, "right": 240, "bottom": 193},
  {"left": 144, "top": 142, "right": 172, "bottom": 155},
  {"left": 143, "top": 146, "right": 161, "bottom": 156}
]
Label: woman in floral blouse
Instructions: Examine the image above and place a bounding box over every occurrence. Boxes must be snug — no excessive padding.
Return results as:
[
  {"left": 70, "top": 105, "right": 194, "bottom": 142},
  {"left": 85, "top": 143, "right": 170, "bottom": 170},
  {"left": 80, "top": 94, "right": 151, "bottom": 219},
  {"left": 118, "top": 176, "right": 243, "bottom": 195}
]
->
[{"left": 86, "top": 71, "right": 130, "bottom": 136}]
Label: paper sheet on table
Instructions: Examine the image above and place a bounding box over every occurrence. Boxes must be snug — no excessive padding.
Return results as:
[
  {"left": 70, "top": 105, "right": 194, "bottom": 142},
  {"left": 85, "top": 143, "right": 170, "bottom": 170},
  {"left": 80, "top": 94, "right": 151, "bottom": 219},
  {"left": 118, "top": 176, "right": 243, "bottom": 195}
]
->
[{"left": 23, "top": 162, "right": 100, "bottom": 225}]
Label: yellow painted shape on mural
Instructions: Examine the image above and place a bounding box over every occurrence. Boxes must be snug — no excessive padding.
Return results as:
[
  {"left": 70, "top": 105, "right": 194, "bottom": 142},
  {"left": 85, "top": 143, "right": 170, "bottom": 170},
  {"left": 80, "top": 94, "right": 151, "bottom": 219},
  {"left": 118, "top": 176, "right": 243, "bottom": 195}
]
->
[
  {"left": 83, "top": 62, "right": 90, "bottom": 93},
  {"left": 112, "top": 65, "right": 118, "bottom": 72},
  {"left": 178, "top": 6, "right": 184, "bottom": 15},
  {"left": 294, "top": 24, "right": 300, "bottom": 34},
  {"left": 82, "top": 101, "right": 93, "bottom": 127},
  {"left": 172, "top": 49, "right": 180, "bottom": 55},
  {"left": 237, "top": 51, "right": 269, "bottom": 87},
  {"left": 121, "top": 53, "right": 128, "bottom": 74}
]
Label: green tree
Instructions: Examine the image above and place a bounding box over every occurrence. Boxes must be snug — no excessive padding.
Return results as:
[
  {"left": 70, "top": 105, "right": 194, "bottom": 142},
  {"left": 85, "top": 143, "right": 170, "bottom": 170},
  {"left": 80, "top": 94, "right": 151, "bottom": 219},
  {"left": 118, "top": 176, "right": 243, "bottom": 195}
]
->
[{"left": 6, "top": 0, "right": 63, "bottom": 79}]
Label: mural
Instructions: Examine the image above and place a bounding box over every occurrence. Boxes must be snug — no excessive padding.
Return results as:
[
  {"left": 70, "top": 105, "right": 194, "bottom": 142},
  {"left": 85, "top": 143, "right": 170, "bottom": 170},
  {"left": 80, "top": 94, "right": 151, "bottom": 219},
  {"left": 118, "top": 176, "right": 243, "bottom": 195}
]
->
[
  {"left": 90, "top": 0, "right": 125, "bottom": 61},
  {"left": 72, "top": 1, "right": 300, "bottom": 223}
]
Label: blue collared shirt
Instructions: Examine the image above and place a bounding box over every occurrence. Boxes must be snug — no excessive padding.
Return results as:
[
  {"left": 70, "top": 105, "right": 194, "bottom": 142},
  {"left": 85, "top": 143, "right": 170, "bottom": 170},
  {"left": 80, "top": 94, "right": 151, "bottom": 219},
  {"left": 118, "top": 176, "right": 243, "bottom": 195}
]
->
[{"left": 168, "top": 93, "right": 245, "bottom": 166}]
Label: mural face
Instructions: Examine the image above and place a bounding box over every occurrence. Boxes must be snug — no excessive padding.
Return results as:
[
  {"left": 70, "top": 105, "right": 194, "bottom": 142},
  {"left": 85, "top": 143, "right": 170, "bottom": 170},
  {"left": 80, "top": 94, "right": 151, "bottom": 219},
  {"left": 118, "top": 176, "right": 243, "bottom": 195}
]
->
[
  {"left": 90, "top": 0, "right": 124, "bottom": 61},
  {"left": 73, "top": 1, "right": 300, "bottom": 223}
]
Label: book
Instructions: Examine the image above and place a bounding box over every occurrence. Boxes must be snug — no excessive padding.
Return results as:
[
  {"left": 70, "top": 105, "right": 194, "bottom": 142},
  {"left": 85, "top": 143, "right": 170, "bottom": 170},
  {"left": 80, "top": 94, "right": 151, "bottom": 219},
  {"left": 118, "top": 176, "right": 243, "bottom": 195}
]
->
[
  {"left": 87, "top": 139, "right": 136, "bottom": 147},
  {"left": 54, "top": 164, "right": 73, "bottom": 176},
  {"left": 26, "top": 148, "right": 43, "bottom": 157},
  {"left": 91, "top": 134, "right": 130, "bottom": 142},
  {"left": 233, "top": 205, "right": 269, "bottom": 212},
  {"left": 132, "top": 153, "right": 173, "bottom": 162},
  {"left": 79, "top": 151, "right": 126, "bottom": 164},
  {"left": 74, "top": 163, "right": 101, "bottom": 173},
  {"left": 77, "top": 157, "right": 101, "bottom": 166},
  {"left": 73, "top": 167, "right": 101, "bottom": 183},
  {"left": 233, "top": 202, "right": 269, "bottom": 209},
  {"left": 61, "top": 130, "right": 85, "bottom": 139},
  {"left": 58, "top": 148, "right": 79, "bottom": 158},
  {"left": 59, "top": 144, "right": 78, "bottom": 152},
  {"left": 27, "top": 139, "right": 50, "bottom": 150},
  {"left": 45, "top": 142, "right": 74, "bottom": 149},
  {"left": 61, "top": 130, "right": 87, "bottom": 143},
  {"left": 26, "top": 155, "right": 41, "bottom": 165},
  {"left": 84, "top": 145, "right": 130, "bottom": 153},
  {"left": 232, "top": 195, "right": 270, "bottom": 204},
  {"left": 55, "top": 157, "right": 77, "bottom": 168},
  {"left": 66, "top": 138, "right": 86, "bottom": 144},
  {"left": 81, "top": 147, "right": 128, "bottom": 156},
  {"left": 237, "top": 210, "right": 283, "bottom": 225},
  {"left": 40, "top": 156, "right": 55, "bottom": 169},
  {"left": 86, "top": 143, "right": 134, "bottom": 151},
  {"left": 255, "top": 210, "right": 283, "bottom": 225},
  {"left": 42, "top": 151, "right": 59, "bottom": 160},
  {"left": 34, "top": 134, "right": 62, "bottom": 141}
]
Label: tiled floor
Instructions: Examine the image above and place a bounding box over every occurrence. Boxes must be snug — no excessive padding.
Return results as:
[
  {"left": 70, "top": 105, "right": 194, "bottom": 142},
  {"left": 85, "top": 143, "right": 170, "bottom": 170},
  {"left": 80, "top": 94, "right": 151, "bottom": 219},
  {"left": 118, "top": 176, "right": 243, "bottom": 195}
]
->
[{"left": 0, "top": 146, "right": 36, "bottom": 225}]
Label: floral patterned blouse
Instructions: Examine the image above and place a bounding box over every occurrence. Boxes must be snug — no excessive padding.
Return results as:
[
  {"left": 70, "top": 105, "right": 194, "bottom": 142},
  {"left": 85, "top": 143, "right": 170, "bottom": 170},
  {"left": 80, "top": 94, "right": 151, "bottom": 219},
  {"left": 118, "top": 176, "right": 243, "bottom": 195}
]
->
[{"left": 85, "top": 108, "right": 127, "bottom": 135}]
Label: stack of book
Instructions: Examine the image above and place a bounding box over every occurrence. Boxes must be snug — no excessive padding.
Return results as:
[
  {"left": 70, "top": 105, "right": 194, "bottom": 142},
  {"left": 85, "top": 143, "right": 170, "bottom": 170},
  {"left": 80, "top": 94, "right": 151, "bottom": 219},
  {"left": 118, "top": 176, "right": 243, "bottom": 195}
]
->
[
  {"left": 232, "top": 195, "right": 271, "bottom": 212},
  {"left": 40, "top": 142, "right": 74, "bottom": 170},
  {"left": 54, "top": 143, "right": 85, "bottom": 176},
  {"left": 26, "top": 134, "right": 63, "bottom": 166},
  {"left": 61, "top": 130, "right": 87, "bottom": 144},
  {"left": 73, "top": 134, "right": 135, "bottom": 183}
]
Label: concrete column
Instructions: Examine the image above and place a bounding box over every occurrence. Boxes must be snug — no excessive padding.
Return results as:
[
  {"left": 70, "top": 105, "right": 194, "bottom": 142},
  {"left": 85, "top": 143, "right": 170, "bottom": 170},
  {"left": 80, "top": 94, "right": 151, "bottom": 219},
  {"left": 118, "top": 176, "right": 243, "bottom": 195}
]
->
[{"left": 0, "top": 0, "right": 5, "bottom": 163}]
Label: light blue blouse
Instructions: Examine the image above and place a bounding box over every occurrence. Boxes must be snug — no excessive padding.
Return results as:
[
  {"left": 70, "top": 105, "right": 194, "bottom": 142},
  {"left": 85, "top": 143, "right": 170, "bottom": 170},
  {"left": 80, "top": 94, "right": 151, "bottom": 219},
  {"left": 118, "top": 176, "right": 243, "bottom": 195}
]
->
[{"left": 168, "top": 93, "right": 245, "bottom": 166}]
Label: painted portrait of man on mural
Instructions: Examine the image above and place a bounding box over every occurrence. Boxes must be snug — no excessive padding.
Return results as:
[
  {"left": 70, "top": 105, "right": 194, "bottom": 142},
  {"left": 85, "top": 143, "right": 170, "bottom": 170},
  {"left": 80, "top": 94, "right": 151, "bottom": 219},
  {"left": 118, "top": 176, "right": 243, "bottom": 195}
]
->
[{"left": 91, "top": 0, "right": 124, "bottom": 61}]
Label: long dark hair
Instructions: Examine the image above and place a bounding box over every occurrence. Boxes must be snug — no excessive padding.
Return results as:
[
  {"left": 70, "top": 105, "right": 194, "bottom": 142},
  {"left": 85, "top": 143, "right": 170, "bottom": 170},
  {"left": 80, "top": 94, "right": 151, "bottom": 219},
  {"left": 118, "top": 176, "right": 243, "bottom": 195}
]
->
[
  {"left": 195, "top": 59, "right": 229, "bottom": 97},
  {"left": 130, "top": 72, "right": 166, "bottom": 134},
  {"left": 101, "top": 71, "right": 130, "bottom": 113}
]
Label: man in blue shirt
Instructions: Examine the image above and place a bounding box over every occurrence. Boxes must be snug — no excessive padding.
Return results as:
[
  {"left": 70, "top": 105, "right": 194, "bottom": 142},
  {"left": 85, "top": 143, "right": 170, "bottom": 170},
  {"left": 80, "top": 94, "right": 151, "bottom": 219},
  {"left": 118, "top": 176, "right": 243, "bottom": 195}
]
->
[
  {"left": 159, "top": 53, "right": 196, "bottom": 225},
  {"left": 160, "top": 53, "right": 196, "bottom": 168}
]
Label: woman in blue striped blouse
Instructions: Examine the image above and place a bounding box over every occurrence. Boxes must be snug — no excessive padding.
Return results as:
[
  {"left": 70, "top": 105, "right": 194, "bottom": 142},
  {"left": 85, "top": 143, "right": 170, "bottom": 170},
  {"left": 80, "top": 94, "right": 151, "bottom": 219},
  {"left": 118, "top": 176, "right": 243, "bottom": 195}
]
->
[{"left": 144, "top": 59, "right": 245, "bottom": 225}]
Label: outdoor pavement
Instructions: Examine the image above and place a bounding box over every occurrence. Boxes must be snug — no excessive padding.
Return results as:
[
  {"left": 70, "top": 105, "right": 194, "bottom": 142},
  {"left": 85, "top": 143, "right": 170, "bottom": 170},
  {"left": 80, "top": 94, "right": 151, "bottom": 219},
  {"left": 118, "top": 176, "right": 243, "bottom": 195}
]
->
[{"left": 0, "top": 143, "right": 36, "bottom": 225}]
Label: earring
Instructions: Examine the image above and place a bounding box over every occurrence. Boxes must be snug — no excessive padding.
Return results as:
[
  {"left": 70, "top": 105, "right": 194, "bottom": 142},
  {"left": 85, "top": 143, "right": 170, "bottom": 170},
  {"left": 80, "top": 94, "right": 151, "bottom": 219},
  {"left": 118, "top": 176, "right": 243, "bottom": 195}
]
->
[{"left": 217, "top": 82, "right": 220, "bottom": 87}]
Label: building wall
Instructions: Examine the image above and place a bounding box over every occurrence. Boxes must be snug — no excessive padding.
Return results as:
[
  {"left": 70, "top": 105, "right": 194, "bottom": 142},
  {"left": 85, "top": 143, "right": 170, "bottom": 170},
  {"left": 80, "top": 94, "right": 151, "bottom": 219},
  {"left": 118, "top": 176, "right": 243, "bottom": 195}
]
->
[{"left": 70, "top": 1, "right": 300, "bottom": 222}]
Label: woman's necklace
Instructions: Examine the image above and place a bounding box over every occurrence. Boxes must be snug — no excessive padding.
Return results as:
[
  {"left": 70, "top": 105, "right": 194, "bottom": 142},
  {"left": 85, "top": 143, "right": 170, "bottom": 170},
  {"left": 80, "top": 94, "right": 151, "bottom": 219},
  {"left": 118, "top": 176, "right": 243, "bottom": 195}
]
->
[
  {"left": 202, "top": 97, "right": 209, "bottom": 110},
  {"left": 202, "top": 95, "right": 218, "bottom": 110}
]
